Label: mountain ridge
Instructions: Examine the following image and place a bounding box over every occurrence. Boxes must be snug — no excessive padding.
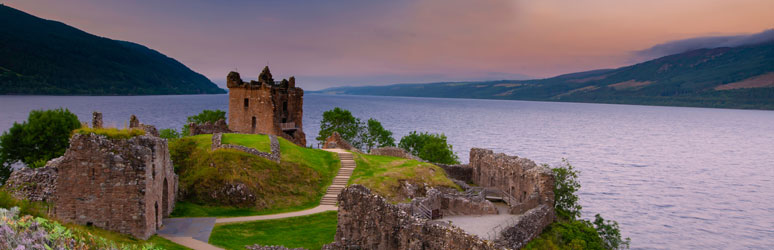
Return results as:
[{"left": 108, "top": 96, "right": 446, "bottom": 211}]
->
[
  {"left": 0, "top": 4, "right": 225, "bottom": 95},
  {"left": 316, "top": 40, "right": 774, "bottom": 110}
]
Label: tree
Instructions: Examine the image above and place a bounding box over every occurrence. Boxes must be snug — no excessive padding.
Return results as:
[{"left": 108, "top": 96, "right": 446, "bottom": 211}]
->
[
  {"left": 0, "top": 109, "right": 81, "bottom": 182},
  {"left": 159, "top": 128, "right": 181, "bottom": 140},
  {"left": 362, "top": 118, "right": 395, "bottom": 152},
  {"left": 398, "top": 131, "right": 460, "bottom": 164},
  {"left": 316, "top": 107, "right": 363, "bottom": 148},
  {"left": 182, "top": 109, "right": 226, "bottom": 136},
  {"left": 594, "top": 214, "right": 631, "bottom": 250},
  {"left": 552, "top": 159, "right": 582, "bottom": 220}
]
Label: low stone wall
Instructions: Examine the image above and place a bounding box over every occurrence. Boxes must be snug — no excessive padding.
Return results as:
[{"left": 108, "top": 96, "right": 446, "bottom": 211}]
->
[
  {"left": 247, "top": 245, "right": 305, "bottom": 250},
  {"left": 189, "top": 119, "right": 231, "bottom": 136},
  {"left": 212, "top": 133, "right": 281, "bottom": 163},
  {"left": 435, "top": 163, "right": 474, "bottom": 183},
  {"left": 495, "top": 204, "right": 555, "bottom": 249},
  {"left": 369, "top": 147, "right": 421, "bottom": 160},
  {"left": 327, "top": 185, "right": 498, "bottom": 250}
]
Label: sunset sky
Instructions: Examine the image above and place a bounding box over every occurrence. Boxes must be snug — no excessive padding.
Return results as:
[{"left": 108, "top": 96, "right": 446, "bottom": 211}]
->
[{"left": 4, "top": 0, "right": 773, "bottom": 90}]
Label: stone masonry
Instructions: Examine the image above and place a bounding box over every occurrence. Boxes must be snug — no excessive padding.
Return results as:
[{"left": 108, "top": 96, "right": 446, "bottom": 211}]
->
[
  {"left": 469, "top": 148, "right": 555, "bottom": 214},
  {"left": 189, "top": 119, "right": 231, "bottom": 136},
  {"left": 369, "top": 146, "right": 421, "bottom": 161},
  {"left": 227, "top": 67, "right": 306, "bottom": 145},
  {"left": 52, "top": 132, "right": 178, "bottom": 240},
  {"left": 322, "top": 132, "right": 361, "bottom": 153},
  {"left": 211, "top": 133, "right": 281, "bottom": 163}
]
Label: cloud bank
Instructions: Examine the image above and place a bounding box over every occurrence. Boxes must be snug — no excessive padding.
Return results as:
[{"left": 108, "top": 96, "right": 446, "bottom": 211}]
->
[{"left": 635, "top": 29, "right": 774, "bottom": 60}]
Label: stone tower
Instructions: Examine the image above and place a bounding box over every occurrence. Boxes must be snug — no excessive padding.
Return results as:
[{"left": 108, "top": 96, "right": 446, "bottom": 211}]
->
[{"left": 227, "top": 66, "right": 306, "bottom": 145}]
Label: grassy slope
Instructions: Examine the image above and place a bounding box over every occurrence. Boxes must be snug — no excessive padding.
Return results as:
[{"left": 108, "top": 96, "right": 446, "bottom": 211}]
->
[
  {"left": 171, "top": 134, "right": 340, "bottom": 218},
  {"left": 350, "top": 153, "right": 459, "bottom": 202},
  {"left": 209, "top": 211, "right": 337, "bottom": 250}
]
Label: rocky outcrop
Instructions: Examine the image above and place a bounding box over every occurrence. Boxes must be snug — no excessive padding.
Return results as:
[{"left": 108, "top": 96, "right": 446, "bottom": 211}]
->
[
  {"left": 3, "top": 158, "right": 60, "bottom": 202},
  {"left": 369, "top": 147, "right": 421, "bottom": 160},
  {"left": 327, "top": 185, "right": 498, "bottom": 250},
  {"left": 322, "top": 132, "right": 360, "bottom": 153},
  {"left": 210, "top": 182, "right": 256, "bottom": 207},
  {"left": 211, "top": 133, "right": 281, "bottom": 163},
  {"left": 189, "top": 119, "right": 231, "bottom": 136}
]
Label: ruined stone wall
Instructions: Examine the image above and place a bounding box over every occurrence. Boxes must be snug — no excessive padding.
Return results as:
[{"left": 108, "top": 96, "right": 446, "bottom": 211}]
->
[
  {"left": 470, "top": 148, "right": 555, "bottom": 214},
  {"left": 495, "top": 204, "right": 555, "bottom": 249},
  {"left": 435, "top": 163, "right": 474, "bottom": 183},
  {"left": 211, "top": 133, "right": 281, "bottom": 163},
  {"left": 4, "top": 160, "right": 59, "bottom": 202},
  {"left": 53, "top": 133, "right": 177, "bottom": 240},
  {"left": 189, "top": 119, "right": 231, "bottom": 136},
  {"left": 328, "top": 185, "right": 498, "bottom": 250},
  {"left": 369, "top": 147, "right": 421, "bottom": 160},
  {"left": 227, "top": 70, "right": 306, "bottom": 146}
]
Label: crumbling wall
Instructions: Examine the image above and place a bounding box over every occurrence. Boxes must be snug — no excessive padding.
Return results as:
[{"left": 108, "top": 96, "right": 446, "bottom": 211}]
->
[
  {"left": 127, "top": 115, "right": 160, "bottom": 137},
  {"left": 211, "top": 133, "right": 281, "bottom": 163},
  {"left": 328, "top": 185, "right": 498, "bottom": 250},
  {"left": 189, "top": 119, "right": 231, "bottom": 136},
  {"left": 3, "top": 158, "right": 59, "bottom": 202},
  {"left": 435, "top": 163, "right": 474, "bottom": 183},
  {"left": 52, "top": 133, "right": 177, "bottom": 240},
  {"left": 369, "top": 147, "right": 421, "bottom": 161},
  {"left": 322, "top": 132, "right": 360, "bottom": 153},
  {"left": 495, "top": 204, "right": 555, "bottom": 249},
  {"left": 470, "top": 148, "right": 554, "bottom": 214}
]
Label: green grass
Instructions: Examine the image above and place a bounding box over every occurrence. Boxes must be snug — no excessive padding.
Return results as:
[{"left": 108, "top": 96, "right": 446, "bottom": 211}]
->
[
  {"left": 74, "top": 127, "right": 145, "bottom": 139},
  {"left": 209, "top": 211, "right": 337, "bottom": 250},
  {"left": 170, "top": 134, "right": 340, "bottom": 218},
  {"left": 222, "top": 133, "right": 271, "bottom": 152},
  {"left": 350, "top": 153, "right": 459, "bottom": 202},
  {"left": 171, "top": 201, "right": 317, "bottom": 218}
]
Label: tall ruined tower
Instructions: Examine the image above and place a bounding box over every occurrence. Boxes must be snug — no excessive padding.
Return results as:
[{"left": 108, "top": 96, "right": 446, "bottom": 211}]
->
[{"left": 227, "top": 66, "right": 306, "bottom": 145}]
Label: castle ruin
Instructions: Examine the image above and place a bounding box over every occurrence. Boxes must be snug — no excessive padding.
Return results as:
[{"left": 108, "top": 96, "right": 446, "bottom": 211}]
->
[{"left": 227, "top": 66, "right": 306, "bottom": 145}]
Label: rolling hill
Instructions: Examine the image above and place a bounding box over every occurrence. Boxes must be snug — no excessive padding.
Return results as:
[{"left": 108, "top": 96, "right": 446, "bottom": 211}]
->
[
  {"left": 318, "top": 41, "right": 774, "bottom": 110},
  {"left": 0, "top": 5, "right": 225, "bottom": 95}
]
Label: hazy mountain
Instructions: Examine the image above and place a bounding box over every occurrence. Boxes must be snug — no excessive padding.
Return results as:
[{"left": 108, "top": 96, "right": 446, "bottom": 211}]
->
[
  {"left": 0, "top": 5, "right": 225, "bottom": 95},
  {"left": 317, "top": 40, "right": 774, "bottom": 110}
]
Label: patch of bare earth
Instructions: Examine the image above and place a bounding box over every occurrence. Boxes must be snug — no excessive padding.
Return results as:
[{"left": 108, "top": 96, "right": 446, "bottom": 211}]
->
[
  {"left": 715, "top": 73, "right": 774, "bottom": 90},
  {"left": 494, "top": 83, "right": 522, "bottom": 87},
  {"left": 608, "top": 80, "right": 653, "bottom": 90},
  {"left": 495, "top": 89, "right": 517, "bottom": 96},
  {"left": 553, "top": 85, "right": 599, "bottom": 99},
  {"left": 568, "top": 75, "right": 608, "bottom": 83}
]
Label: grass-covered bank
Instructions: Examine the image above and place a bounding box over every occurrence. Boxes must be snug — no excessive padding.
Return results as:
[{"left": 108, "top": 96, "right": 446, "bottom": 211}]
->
[
  {"left": 349, "top": 153, "right": 459, "bottom": 202},
  {"left": 209, "top": 211, "right": 338, "bottom": 250},
  {"left": 170, "top": 134, "right": 340, "bottom": 217}
]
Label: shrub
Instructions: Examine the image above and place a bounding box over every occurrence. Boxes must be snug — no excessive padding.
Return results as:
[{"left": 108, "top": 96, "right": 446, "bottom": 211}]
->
[
  {"left": 594, "top": 214, "right": 630, "bottom": 250},
  {"left": 159, "top": 128, "right": 181, "bottom": 139},
  {"left": 74, "top": 127, "right": 145, "bottom": 139},
  {"left": 182, "top": 109, "right": 226, "bottom": 135},
  {"left": 398, "top": 131, "right": 460, "bottom": 164},
  {"left": 0, "top": 109, "right": 81, "bottom": 182},
  {"left": 316, "top": 108, "right": 396, "bottom": 152},
  {"left": 552, "top": 159, "right": 582, "bottom": 220}
]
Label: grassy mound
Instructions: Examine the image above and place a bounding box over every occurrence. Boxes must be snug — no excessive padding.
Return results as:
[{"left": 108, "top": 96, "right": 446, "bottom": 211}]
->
[
  {"left": 350, "top": 153, "right": 459, "bottom": 202},
  {"left": 170, "top": 134, "right": 340, "bottom": 217},
  {"left": 209, "top": 211, "right": 337, "bottom": 250}
]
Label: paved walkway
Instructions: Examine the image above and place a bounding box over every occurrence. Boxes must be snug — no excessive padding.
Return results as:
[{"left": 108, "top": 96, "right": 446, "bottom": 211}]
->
[
  {"left": 158, "top": 148, "right": 356, "bottom": 250},
  {"left": 433, "top": 203, "right": 522, "bottom": 241}
]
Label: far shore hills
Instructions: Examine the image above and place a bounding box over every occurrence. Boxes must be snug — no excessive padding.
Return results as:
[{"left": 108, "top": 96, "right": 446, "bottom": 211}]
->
[{"left": 2, "top": 4, "right": 772, "bottom": 110}]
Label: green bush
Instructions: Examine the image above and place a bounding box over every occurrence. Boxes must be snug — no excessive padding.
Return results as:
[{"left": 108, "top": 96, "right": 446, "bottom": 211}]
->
[
  {"left": 182, "top": 109, "right": 226, "bottom": 135},
  {"left": 541, "top": 159, "right": 630, "bottom": 249},
  {"left": 398, "top": 131, "right": 459, "bottom": 164},
  {"left": 159, "top": 128, "right": 181, "bottom": 139},
  {"left": 316, "top": 108, "right": 395, "bottom": 152},
  {"left": 0, "top": 109, "right": 81, "bottom": 182}
]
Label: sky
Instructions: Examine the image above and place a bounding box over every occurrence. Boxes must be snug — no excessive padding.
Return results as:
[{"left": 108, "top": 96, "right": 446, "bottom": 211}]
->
[{"left": 4, "top": 0, "right": 774, "bottom": 90}]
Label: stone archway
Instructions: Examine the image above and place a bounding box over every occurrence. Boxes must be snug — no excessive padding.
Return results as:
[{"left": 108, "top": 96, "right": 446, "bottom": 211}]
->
[{"left": 162, "top": 178, "right": 169, "bottom": 216}]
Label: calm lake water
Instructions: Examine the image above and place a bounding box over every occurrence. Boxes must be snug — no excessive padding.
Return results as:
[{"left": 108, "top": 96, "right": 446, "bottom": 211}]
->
[{"left": 1, "top": 94, "right": 773, "bottom": 249}]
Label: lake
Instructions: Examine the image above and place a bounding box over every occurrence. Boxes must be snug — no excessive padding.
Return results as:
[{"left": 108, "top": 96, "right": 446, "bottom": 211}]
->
[{"left": 1, "top": 94, "right": 773, "bottom": 249}]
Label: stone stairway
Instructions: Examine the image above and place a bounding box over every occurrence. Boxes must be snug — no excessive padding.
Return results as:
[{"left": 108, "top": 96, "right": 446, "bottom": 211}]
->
[{"left": 320, "top": 150, "right": 355, "bottom": 205}]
